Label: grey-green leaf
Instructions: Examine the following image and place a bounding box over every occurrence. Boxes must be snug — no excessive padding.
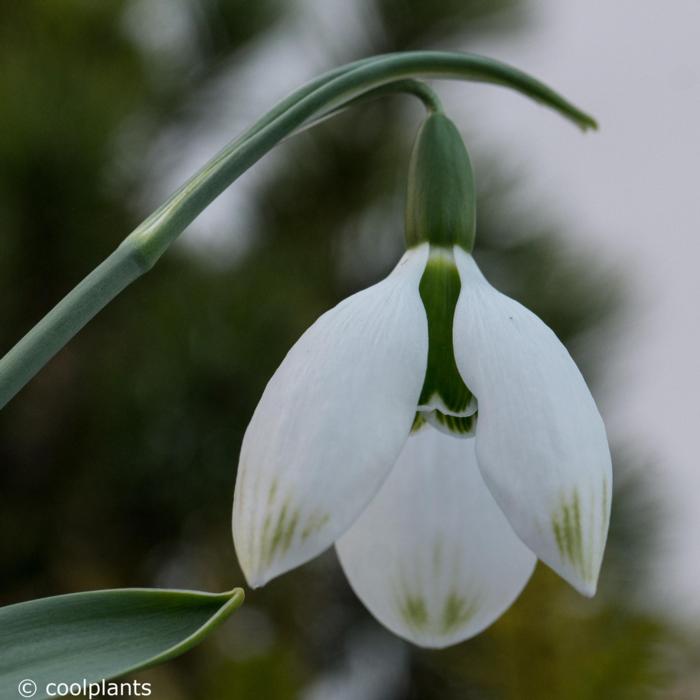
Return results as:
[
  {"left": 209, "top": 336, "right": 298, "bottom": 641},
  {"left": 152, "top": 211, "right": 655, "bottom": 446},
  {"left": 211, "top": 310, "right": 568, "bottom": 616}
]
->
[{"left": 0, "top": 587, "right": 244, "bottom": 699}]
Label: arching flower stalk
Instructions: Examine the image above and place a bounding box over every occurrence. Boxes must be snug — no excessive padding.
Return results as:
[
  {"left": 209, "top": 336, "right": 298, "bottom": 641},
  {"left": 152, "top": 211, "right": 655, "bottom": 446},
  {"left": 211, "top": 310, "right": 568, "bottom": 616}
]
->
[{"left": 232, "top": 112, "right": 612, "bottom": 648}]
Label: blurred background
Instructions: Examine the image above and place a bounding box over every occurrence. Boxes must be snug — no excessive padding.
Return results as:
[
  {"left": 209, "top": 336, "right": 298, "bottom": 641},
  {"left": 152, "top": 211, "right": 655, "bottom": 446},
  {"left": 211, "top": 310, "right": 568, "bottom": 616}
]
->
[{"left": 1, "top": 0, "right": 698, "bottom": 697}]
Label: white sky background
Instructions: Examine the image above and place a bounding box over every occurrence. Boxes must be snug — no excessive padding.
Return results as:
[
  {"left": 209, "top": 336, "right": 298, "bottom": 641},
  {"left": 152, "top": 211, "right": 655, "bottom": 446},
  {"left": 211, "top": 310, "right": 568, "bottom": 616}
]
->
[
  {"left": 462, "top": 0, "right": 700, "bottom": 620},
  {"left": 126, "top": 0, "right": 700, "bottom": 621}
]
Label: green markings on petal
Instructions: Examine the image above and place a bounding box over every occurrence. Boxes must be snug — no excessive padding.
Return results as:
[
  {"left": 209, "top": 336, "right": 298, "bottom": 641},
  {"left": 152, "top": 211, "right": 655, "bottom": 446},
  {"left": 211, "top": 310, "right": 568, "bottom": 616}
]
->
[
  {"left": 301, "top": 510, "right": 330, "bottom": 542},
  {"left": 260, "top": 511, "right": 273, "bottom": 565},
  {"left": 425, "top": 409, "right": 477, "bottom": 437},
  {"left": 262, "top": 499, "right": 289, "bottom": 565},
  {"left": 417, "top": 247, "right": 476, "bottom": 417},
  {"left": 400, "top": 594, "right": 429, "bottom": 630},
  {"left": 282, "top": 509, "right": 300, "bottom": 553},
  {"left": 552, "top": 489, "right": 597, "bottom": 583},
  {"left": 268, "top": 500, "right": 291, "bottom": 563},
  {"left": 441, "top": 591, "right": 478, "bottom": 634},
  {"left": 397, "top": 587, "right": 479, "bottom": 636},
  {"left": 411, "top": 412, "right": 428, "bottom": 433},
  {"left": 396, "top": 557, "right": 479, "bottom": 638},
  {"left": 257, "top": 487, "right": 330, "bottom": 569},
  {"left": 413, "top": 408, "right": 477, "bottom": 438}
]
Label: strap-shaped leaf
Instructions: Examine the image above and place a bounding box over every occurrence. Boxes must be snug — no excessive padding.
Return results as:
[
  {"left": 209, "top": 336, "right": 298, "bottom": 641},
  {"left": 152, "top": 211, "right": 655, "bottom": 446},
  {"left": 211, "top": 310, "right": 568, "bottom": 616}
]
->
[{"left": 0, "top": 587, "right": 244, "bottom": 699}]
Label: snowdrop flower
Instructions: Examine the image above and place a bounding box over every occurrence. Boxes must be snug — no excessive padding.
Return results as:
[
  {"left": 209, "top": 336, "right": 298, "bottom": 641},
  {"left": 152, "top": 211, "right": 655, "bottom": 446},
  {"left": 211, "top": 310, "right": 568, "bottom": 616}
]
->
[{"left": 232, "top": 113, "right": 612, "bottom": 648}]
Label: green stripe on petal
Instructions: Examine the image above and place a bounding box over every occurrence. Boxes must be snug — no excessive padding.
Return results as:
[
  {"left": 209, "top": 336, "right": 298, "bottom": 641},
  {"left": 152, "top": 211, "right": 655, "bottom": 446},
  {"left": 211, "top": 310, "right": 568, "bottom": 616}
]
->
[
  {"left": 412, "top": 409, "right": 477, "bottom": 437},
  {"left": 425, "top": 410, "right": 477, "bottom": 437}
]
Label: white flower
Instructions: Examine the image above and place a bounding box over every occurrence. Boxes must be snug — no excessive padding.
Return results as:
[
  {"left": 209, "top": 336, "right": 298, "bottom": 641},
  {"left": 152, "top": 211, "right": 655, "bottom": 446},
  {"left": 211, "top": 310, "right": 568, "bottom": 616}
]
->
[{"left": 232, "top": 241, "right": 612, "bottom": 648}]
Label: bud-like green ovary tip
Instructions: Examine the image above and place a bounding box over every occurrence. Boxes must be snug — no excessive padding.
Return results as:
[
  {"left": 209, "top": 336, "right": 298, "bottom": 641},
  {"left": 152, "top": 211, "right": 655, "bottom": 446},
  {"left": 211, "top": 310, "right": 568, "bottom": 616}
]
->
[{"left": 405, "top": 113, "right": 476, "bottom": 251}]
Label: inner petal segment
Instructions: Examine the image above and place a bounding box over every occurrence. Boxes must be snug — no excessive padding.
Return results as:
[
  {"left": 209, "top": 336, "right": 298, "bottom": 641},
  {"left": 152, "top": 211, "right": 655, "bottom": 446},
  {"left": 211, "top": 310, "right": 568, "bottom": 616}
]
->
[{"left": 415, "top": 246, "right": 477, "bottom": 437}]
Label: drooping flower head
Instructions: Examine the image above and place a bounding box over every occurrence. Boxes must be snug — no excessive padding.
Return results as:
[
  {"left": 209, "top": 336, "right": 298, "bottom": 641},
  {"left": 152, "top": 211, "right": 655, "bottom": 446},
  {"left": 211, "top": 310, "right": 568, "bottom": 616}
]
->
[{"left": 232, "top": 111, "right": 612, "bottom": 648}]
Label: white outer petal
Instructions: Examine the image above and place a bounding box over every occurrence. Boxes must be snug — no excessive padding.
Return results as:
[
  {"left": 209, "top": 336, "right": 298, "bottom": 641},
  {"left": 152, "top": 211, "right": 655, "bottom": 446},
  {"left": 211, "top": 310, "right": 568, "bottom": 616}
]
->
[
  {"left": 452, "top": 247, "right": 612, "bottom": 596},
  {"left": 336, "top": 428, "right": 536, "bottom": 648},
  {"left": 233, "top": 245, "right": 429, "bottom": 587}
]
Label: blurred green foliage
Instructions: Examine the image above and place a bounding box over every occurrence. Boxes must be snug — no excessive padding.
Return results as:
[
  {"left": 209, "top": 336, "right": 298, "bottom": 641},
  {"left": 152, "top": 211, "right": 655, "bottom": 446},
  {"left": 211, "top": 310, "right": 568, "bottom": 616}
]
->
[{"left": 0, "top": 1, "right": 697, "bottom": 698}]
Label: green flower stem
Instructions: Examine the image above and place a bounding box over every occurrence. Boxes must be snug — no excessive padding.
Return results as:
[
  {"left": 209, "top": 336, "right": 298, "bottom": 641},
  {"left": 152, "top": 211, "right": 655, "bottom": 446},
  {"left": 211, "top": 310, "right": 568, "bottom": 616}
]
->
[
  {"left": 0, "top": 246, "right": 146, "bottom": 409},
  {"left": 0, "top": 51, "right": 596, "bottom": 409},
  {"left": 297, "top": 78, "right": 445, "bottom": 133}
]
